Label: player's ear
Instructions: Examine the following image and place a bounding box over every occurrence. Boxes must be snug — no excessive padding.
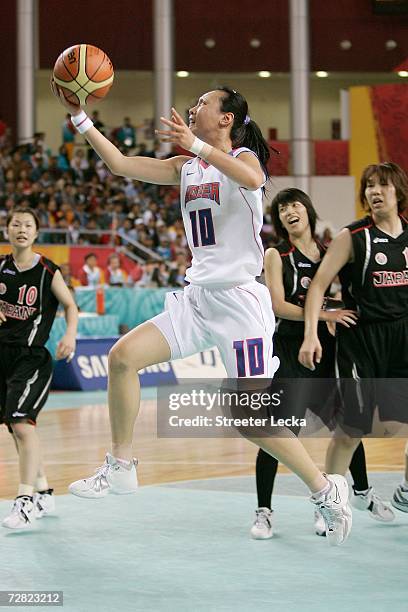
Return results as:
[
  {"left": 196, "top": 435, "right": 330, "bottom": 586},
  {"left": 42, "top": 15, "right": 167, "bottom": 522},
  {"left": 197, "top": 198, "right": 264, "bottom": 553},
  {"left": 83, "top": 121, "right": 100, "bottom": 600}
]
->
[{"left": 220, "top": 112, "right": 234, "bottom": 128}]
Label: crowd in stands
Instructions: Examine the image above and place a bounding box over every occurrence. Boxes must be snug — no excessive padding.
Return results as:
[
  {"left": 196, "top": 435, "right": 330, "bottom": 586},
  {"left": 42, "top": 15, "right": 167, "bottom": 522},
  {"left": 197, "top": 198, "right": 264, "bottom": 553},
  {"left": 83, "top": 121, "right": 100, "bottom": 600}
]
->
[
  {"left": 0, "top": 116, "right": 191, "bottom": 287},
  {"left": 0, "top": 116, "right": 333, "bottom": 289}
]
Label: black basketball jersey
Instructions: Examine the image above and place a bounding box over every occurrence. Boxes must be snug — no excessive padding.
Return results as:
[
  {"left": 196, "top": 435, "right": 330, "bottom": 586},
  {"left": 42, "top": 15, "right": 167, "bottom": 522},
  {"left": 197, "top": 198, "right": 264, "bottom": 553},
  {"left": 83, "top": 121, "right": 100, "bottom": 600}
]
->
[
  {"left": 274, "top": 240, "right": 328, "bottom": 337},
  {"left": 0, "top": 254, "right": 59, "bottom": 346},
  {"left": 340, "top": 215, "right": 408, "bottom": 322}
]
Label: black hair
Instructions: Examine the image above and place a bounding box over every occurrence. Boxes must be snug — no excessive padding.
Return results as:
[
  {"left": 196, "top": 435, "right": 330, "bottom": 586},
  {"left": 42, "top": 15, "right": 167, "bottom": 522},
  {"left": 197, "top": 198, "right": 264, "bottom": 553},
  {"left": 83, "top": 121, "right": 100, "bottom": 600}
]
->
[
  {"left": 85, "top": 252, "right": 97, "bottom": 261},
  {"left": 6, "top": 207, "right": 40, "bottom": 230},
  {"left": 216, "top": 86, "right": 270, "bottom": 180},
  {"left": 270, "top": 188, "right": 318, "bottom": 241},
  {"left": 359, "top": 162, "right": 408, "bottom": 213}
]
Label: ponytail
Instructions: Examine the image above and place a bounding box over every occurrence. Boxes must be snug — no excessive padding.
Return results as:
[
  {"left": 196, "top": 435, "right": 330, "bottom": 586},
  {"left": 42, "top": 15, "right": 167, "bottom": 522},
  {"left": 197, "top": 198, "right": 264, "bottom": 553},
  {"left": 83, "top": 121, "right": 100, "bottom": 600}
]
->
[{"left": 217, "top": 86, "right": 270, "bottom": 180}]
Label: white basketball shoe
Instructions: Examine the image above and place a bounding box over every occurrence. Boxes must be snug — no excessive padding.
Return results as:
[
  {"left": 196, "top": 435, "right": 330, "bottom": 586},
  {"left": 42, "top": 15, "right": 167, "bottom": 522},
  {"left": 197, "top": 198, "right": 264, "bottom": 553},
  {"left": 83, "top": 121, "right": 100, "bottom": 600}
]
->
[
  {"left": 33, "top": 489, "right": 56, "bottom": 519},
  {"left": 69, "top": 453, "right": 138, "bottom": 499},
  {"left": 314, "top": 509, "right": 327, "bottom": 536},
  {"left": 351, "top": 487, "right": 395, "bottom": 522},
  {"left": 391, "top": 484, "right": 408, "bottom": 513},
  {"left": 250, "top": 508, "right": 274, "bottom": 539},
  {"left": 2, "top": 496, "right": 36, "bottom": 530},
  {"left": 310, "top": 475, "right": 352, "bottom": 546}
]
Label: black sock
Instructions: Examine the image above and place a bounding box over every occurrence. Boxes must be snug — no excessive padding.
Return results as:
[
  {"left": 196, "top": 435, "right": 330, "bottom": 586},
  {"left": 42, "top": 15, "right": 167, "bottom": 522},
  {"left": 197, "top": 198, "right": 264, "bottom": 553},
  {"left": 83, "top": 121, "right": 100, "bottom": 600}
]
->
[
  {"left": 255, "top": 448, "right": 279, "bottom": 509},
  {"left": 349, "top": 441, "right": 369, "bottom": 492}
]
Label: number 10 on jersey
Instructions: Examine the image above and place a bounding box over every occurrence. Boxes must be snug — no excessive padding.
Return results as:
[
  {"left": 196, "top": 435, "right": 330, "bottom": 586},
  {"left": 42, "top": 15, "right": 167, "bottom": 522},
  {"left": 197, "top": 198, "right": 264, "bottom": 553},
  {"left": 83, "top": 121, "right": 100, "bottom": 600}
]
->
[
  {"left": 189, "top": 208, "right": 216, "bottom": 247},
  {"left": 233, "top": 338, "right": 264, "bottom": 377}
]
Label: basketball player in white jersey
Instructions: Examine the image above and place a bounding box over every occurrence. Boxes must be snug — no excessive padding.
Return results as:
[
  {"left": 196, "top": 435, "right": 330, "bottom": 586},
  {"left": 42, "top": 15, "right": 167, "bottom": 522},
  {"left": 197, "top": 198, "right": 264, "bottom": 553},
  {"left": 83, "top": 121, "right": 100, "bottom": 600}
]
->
[{"left": 53, "top": 83, "right": 352, "bottom": 544}]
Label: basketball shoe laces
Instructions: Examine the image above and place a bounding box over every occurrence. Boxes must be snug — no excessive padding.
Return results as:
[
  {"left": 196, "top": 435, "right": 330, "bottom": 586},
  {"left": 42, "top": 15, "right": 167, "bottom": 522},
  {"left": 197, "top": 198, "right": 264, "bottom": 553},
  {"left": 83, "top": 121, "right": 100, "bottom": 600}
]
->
[
  {"left": 11, "top": 498, "right": 31, "bottom": 523},
  {"left": 86, "top": 462, "right": 116, "bottom": 493},
  {"left": 254, "top": 509, "right": 271, "bottom": 529},
  {"left": 316, "top": 503, "right": 343, "bottom": 532}
]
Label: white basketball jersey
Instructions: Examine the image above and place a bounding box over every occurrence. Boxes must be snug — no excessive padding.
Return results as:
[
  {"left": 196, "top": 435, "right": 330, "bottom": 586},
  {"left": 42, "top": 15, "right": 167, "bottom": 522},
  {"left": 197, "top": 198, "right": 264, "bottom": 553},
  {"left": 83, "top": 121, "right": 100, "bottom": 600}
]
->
[{"left": 180, "top": 147, "right": 265, "bottom": 287}]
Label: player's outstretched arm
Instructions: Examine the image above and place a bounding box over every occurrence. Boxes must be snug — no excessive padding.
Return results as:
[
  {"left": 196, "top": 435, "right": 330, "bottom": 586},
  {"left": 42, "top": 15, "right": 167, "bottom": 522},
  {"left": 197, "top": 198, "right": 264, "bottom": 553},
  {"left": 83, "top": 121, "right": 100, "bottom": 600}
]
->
[
  {"left": 157, "top": 108, "right": 265, "bottom": 190},
  {"left": 51, "top": 79, "right": 189, "bottom": 185},
  {"left": 51, "top": 270, "right": 78, "bottom": 361}
]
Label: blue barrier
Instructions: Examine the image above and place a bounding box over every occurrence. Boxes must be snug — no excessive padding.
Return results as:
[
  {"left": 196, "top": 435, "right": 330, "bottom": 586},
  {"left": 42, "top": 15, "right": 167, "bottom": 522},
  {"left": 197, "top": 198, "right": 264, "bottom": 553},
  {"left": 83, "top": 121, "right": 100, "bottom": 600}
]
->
[
  {"left": 47, "top": 314, "right": 120, "bottom": 357},
  {"left": 74, "top": 287, "right": 168, "bottom": 328},
  {"left": 52, "top": 336, "right": 177, "bottom": 391}
]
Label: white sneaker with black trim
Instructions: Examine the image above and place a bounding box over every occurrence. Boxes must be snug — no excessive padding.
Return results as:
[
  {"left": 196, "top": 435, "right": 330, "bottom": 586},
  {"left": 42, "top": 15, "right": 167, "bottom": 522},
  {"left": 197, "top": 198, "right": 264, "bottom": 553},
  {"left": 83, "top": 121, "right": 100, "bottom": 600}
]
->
[
  {"left": 314, "top": 509, "right": 326, "bottom": 536},
  {"left": 250, "top": 508, "right": 273, "bottom": 539},
  {"left": 391, "top": 484, "right": 408, "bottom": 513},
  {"left": 33, "top": 489, "right": 56, "bottom": 519},
  {"left": 2, "top": 496, "right": 36, "bottom": 530},
  {"left": 310, "top": 475, "right": 352, "bottom": 546},
  {"left": 69, "top": 453, "right": 138, "bottom": 499},
  {"left": 351, "top": 487, "right": 394, "bottom": 522}
]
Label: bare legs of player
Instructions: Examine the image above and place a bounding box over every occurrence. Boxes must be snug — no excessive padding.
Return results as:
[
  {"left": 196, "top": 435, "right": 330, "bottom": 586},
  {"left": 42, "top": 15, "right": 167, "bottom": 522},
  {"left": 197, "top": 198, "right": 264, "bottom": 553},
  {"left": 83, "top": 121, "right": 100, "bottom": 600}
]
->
[
  {"left": 325, "top": 435, "right": 361, "bottom": 476},
  {"left": 252, "top": 437, "right": 328, "bottom": 493},
  {"left": 11, "top": 431, "right": 49, "bottom": 491},
  {"left": 108, "top": 322, "right": 171, "bottom": 462},
  {"left": 10, "top": 423, "right": 42, "bottom": 495},
  {"left": 108, "top": 322, "right": 328, "bottom": 494}
]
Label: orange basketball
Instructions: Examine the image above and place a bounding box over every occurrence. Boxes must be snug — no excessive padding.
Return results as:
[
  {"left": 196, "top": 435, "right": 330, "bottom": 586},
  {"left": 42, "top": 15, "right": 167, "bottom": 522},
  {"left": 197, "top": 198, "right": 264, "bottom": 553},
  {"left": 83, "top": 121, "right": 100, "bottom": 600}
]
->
[{"left": 53, "top": 44, "right": 114, "bottom": 106}]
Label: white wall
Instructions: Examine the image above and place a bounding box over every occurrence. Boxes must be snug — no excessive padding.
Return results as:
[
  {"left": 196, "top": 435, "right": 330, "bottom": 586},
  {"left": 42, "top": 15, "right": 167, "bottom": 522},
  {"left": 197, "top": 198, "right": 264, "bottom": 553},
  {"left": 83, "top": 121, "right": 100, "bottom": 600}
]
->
[
  {"left": 37, "top": 70, "right": 399, "bottom": 155},
  {"left": 267, "top": 176, "right": 356, "bottom": 233}
]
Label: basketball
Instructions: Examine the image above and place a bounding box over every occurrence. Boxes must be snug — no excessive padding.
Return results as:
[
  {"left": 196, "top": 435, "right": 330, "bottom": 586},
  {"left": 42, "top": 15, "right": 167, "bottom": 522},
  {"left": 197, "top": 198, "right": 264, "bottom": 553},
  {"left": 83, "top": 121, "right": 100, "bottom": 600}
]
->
[{"left": 53, "top": 44, "right": 114, "bottom": 106}]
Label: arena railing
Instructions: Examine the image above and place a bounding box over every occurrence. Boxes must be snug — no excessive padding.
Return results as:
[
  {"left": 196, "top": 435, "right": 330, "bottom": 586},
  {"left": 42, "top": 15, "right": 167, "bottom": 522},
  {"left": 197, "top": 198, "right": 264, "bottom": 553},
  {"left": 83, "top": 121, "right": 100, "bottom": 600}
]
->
[{"left": 1, "top": 228, "right": 163, "bottom": 263}]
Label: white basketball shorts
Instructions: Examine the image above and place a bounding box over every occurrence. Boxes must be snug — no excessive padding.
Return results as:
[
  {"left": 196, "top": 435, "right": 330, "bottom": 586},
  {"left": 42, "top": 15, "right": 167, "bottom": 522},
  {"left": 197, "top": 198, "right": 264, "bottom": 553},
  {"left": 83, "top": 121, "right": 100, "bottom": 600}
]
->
[{"left": 150, "top": 281, "right": 280, "bottom": 378}]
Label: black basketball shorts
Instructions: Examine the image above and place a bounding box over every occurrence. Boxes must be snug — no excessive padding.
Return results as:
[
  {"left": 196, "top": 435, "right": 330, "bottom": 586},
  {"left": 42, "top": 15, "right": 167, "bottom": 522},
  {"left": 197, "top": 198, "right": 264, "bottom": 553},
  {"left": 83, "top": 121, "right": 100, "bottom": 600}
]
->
[
  {"left": 0, "top": 345, "right": 53, "bottom": 433},
  {"left": 336, "top": 317, "right": 408, "bottom": 436}
]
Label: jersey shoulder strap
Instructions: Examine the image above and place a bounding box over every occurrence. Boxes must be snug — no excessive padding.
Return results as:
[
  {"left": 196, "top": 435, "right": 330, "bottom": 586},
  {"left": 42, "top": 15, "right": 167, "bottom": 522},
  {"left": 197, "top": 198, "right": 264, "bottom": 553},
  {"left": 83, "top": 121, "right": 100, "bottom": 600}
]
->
[
  {"left": 39, "top": 256, "right": 59, "bottom": 277},
  {"left": 275, "top": 240, "right": 295, "bottom": 258},
  {"left": 345, "top": 216, "right": 373, "bottom": 234}
]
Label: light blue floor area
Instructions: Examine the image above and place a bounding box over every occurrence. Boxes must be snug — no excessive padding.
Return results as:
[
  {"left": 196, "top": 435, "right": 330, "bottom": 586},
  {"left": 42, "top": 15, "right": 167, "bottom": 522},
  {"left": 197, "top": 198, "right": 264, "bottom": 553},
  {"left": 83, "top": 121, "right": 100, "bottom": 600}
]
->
[{"left": 1, "top": 474, "right": 407, "bottom": 612}]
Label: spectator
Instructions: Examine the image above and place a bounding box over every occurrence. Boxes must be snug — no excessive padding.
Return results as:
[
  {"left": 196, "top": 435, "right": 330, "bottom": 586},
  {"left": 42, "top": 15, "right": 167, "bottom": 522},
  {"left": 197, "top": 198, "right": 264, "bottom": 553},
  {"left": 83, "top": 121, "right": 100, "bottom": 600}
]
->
[
  {"left": 70, "top": 148, "right": 89, "bottom": 181},
  {"left": 56, "top": 145, "right": 70, "bottom": 172},
  {"left": 62, "top": 114, "right": 76, "bottom": 160},
  {"left": 106, "top": 253, "right": 128, "bottom": 287},
  {"left": 127, "top": 261, "right": 144, "bottom": 285},
  {"left": 136, "top": 260, "right": 159, "bottom": 287},
  {"left": 118, "top": 217, "right": 138, "bottom": 243},
  {"left": 78, "top": 252, "right": 105, "bottom": 287},
  {"left": 156, "top": 235, "right": 172, "bottom": 260},
  {"left": 60, "top": 262, "right": 81, "bottom": 288},
  {"left": 87, "top": 111, "right": 105, "bottom": 161},
  {"left": 116, "top": 117, "right": 136, "bottom": 149},
  {"left": 151, "top": 261, "right": 170, "bottom": 287}
]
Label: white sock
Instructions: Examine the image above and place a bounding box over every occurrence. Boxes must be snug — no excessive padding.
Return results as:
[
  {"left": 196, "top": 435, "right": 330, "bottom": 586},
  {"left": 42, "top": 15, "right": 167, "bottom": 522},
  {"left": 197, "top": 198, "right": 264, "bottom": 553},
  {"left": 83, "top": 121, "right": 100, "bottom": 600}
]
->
[
  {"left": 311, "top": 479, "right": 331, "bottom": 501},
  {"left": 115, "top": 456, "right": 132, "bottom": 469},
  {"left": 18, "top": 484, "right": 34, "bottom": 498},
  {"left": 35, "top": 476, "right": 49, "bottom": 492}
]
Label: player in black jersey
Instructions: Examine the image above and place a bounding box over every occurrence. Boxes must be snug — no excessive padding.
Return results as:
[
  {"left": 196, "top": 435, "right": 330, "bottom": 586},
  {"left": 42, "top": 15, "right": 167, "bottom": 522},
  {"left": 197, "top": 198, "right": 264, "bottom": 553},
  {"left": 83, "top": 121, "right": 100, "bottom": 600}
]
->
[
  {"left": 1, "top": 208, "right": 78, "bottom": 530},
  {"left": 300, "top": 162, "right": 408, "bottom": 515},
  {"left": 251, "top": 188, "right": 393, "bottom": 539}
]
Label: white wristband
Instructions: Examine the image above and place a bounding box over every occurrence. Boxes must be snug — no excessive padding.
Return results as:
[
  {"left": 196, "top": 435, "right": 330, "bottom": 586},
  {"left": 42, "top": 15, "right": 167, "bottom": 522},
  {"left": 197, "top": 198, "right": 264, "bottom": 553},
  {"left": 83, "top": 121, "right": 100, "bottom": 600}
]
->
[
  {"left": 189, "top": 137, "right": 207, "bottom": 156},
  {"left": 71, "top": 111, "right": 93, "bottom": 135}
]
